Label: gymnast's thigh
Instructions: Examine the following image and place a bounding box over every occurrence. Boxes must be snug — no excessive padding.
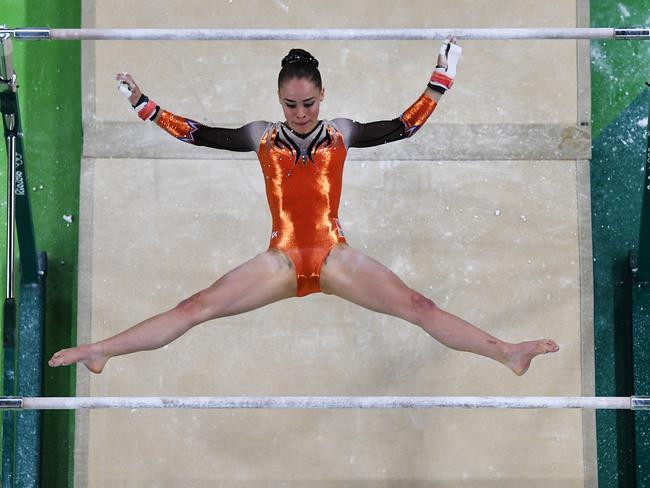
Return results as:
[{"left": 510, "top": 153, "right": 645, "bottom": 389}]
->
[
  {"left": 319, "top": 245, "right": 417, "bottom": 318},
  {"left": 195, "top": 249, "right": 297, "bottom": 319}
]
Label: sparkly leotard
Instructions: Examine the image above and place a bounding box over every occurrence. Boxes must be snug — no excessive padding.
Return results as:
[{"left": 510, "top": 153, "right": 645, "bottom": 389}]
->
[{"left": 155, "top": 93, "right": 438, "bottom": 296}]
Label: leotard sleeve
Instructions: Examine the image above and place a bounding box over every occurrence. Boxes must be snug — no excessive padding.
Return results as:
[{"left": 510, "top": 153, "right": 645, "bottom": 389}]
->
[
  {"left": 155, "top": 109, "right": 269, "bottom": 152},
  {"left": 331, "top": 93, "right": 438, "bottom": 149}
]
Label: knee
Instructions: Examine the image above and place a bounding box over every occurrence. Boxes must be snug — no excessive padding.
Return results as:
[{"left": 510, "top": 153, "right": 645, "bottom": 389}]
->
[
  {"left": 176, "top": 292, "right": 210, "bottom": 321},
  {"left": 407, "top": 291, "right": 439, "bottom": 319}
]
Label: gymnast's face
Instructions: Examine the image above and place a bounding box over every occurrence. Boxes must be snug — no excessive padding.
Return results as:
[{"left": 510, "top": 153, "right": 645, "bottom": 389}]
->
[{"left": 278, "top": 77, "right": 324, "bottom": 133}]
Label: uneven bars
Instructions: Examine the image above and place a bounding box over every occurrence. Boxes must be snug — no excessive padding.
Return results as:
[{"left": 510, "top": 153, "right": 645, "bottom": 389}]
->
[
  {"left": 1, "top": 27, "right": 649, "bottom": 41},
  {"left": 0, "top": 396, "right": 648, "bottom": 410}
]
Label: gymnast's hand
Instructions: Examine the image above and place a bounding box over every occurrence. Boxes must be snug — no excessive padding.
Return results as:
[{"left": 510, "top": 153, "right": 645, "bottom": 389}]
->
[
  {"left": 115, "top": 72, "right": 143, "bottom": 106},
  {"left": 429, "top": 37, "right": 462, "bottom": 93}
]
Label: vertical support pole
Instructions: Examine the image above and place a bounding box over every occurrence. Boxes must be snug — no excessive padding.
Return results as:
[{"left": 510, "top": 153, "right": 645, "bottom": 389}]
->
[
  {"left": 0, "top": 30, "right": 17, "bottom": 488},
  {"left": 1, "top": 31, "right": 46, "bottom": 488},
  {"left": 5, "top": 125, "right": 15, "bottom": 302},
  {"left": 0, "top": 34, "right": 38, "bottom": 285}
]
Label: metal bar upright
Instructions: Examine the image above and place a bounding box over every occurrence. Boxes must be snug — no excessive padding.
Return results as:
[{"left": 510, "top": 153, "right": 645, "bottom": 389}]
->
[{"left": 0, "top": 29, "right": 46, "bottom": 488}]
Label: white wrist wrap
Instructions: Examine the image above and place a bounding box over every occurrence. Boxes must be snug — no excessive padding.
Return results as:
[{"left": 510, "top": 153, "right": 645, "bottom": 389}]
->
[{"left": 442, "top": 42, "right": 462, "bottom": 79}]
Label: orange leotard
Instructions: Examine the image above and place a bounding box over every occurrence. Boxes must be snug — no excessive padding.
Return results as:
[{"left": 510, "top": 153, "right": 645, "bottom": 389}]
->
[
  {"left": 155, "top": 93, "right": 438, "bottom": 296},
  {"left": 258, "top": 121, "right": 347, "bottom": 295}
]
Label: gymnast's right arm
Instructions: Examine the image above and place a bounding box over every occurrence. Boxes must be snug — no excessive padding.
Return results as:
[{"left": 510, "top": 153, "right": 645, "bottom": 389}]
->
[{"left": 115, "top": 72, "right": 266, "bottom": 153}]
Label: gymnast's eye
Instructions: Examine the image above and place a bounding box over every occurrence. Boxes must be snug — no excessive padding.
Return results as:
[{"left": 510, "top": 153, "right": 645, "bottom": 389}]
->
[
  {"left": 286, "top": 103, "right": 296, "bottom": 108},
  {"left": 304, "top": 102, "right": 314, "bottom": 107}
]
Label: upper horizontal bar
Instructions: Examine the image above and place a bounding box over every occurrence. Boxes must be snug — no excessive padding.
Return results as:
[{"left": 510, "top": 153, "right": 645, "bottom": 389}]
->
[
  {"left": 0, "top": 396, "right": 644, "bottom": 410},
  {"left": 2, "top": 27, "right": 650, "bottom": 41}
]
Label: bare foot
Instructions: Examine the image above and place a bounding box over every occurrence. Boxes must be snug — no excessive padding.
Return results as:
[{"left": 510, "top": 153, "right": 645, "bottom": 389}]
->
[
  {"left": 502, "top": 339, "right": 559, "bottom": 376},
  {"left": 48, "top": 343, "right": 109, "bottom": 374}
]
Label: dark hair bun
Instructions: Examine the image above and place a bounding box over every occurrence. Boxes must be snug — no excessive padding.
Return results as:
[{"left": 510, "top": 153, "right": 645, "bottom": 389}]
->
[
  {"left": 278, "top": 48, "right": 322, "bottom": 89},
  {"left": 281, "top": 48, "right": 319, "bottom": 68}
]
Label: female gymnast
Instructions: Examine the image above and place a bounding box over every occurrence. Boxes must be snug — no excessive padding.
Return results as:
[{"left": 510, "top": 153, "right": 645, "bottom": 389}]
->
[{"left": 49, "top": 40, "right": 558, "bottom": 376}]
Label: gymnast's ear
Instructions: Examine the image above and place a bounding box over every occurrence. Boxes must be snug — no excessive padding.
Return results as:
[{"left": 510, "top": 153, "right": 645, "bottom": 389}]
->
[{"left": 320, "top": 87, "right": 325, "bottom": 101}]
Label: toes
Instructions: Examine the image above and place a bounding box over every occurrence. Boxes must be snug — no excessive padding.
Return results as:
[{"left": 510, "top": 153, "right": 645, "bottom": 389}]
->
[
  {"left": 49, "top": 353, "right": 66, "bottom": 367},
  {"left": 545, "top": 340, "right": 559, "bottom": 352},
  {"left": 536, "top": 340, "right": 559, "bottom": 354}
]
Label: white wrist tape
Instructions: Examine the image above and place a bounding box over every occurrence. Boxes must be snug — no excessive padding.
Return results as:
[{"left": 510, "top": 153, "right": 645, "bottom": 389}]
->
[
  {"left": 117, "top": 72, "right": 133, "bottom": 97},
  {"left": 118, "top": 83, "right": 132, "bottom": 97},
  {"left": 442, "top": 42, "right": 462, "bottom": 79}
]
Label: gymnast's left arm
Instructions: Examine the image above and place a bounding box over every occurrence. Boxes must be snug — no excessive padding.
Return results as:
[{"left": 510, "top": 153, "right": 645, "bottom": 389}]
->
[{"left": 333, "top": 38, "right": 462, "bottom": 149}]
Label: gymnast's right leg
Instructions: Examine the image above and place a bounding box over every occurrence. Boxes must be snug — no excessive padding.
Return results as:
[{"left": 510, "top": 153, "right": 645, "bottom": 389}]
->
[{"left": 48, "top": 250, "right": 297, "bottom": 373}]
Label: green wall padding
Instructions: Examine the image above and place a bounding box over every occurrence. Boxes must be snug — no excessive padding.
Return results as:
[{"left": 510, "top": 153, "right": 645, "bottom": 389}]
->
[
  {"left": 591, "top": 2, "right": 650, "bottom": 485},
  {"left": 591, "top": 67, "right": 649, "bottom": 488}
]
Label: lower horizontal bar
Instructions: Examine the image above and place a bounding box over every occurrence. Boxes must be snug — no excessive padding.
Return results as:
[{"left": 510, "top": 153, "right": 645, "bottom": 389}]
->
[
  {"left": 2, "top": 27, "right": 650, "bottom": 41},
  {"left": 0, "top": 396, "right": 644, "bottom": 410}
]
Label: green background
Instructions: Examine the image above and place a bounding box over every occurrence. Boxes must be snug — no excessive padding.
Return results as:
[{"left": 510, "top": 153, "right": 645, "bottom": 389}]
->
[{"left": 591, "top": 3, "right": 650, "bottom": 137}]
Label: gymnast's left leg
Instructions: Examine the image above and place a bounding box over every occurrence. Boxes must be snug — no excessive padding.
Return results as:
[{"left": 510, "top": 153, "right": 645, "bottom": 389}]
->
[{"left": 320, "top": 245, "right": 559, "bottom": 376}]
